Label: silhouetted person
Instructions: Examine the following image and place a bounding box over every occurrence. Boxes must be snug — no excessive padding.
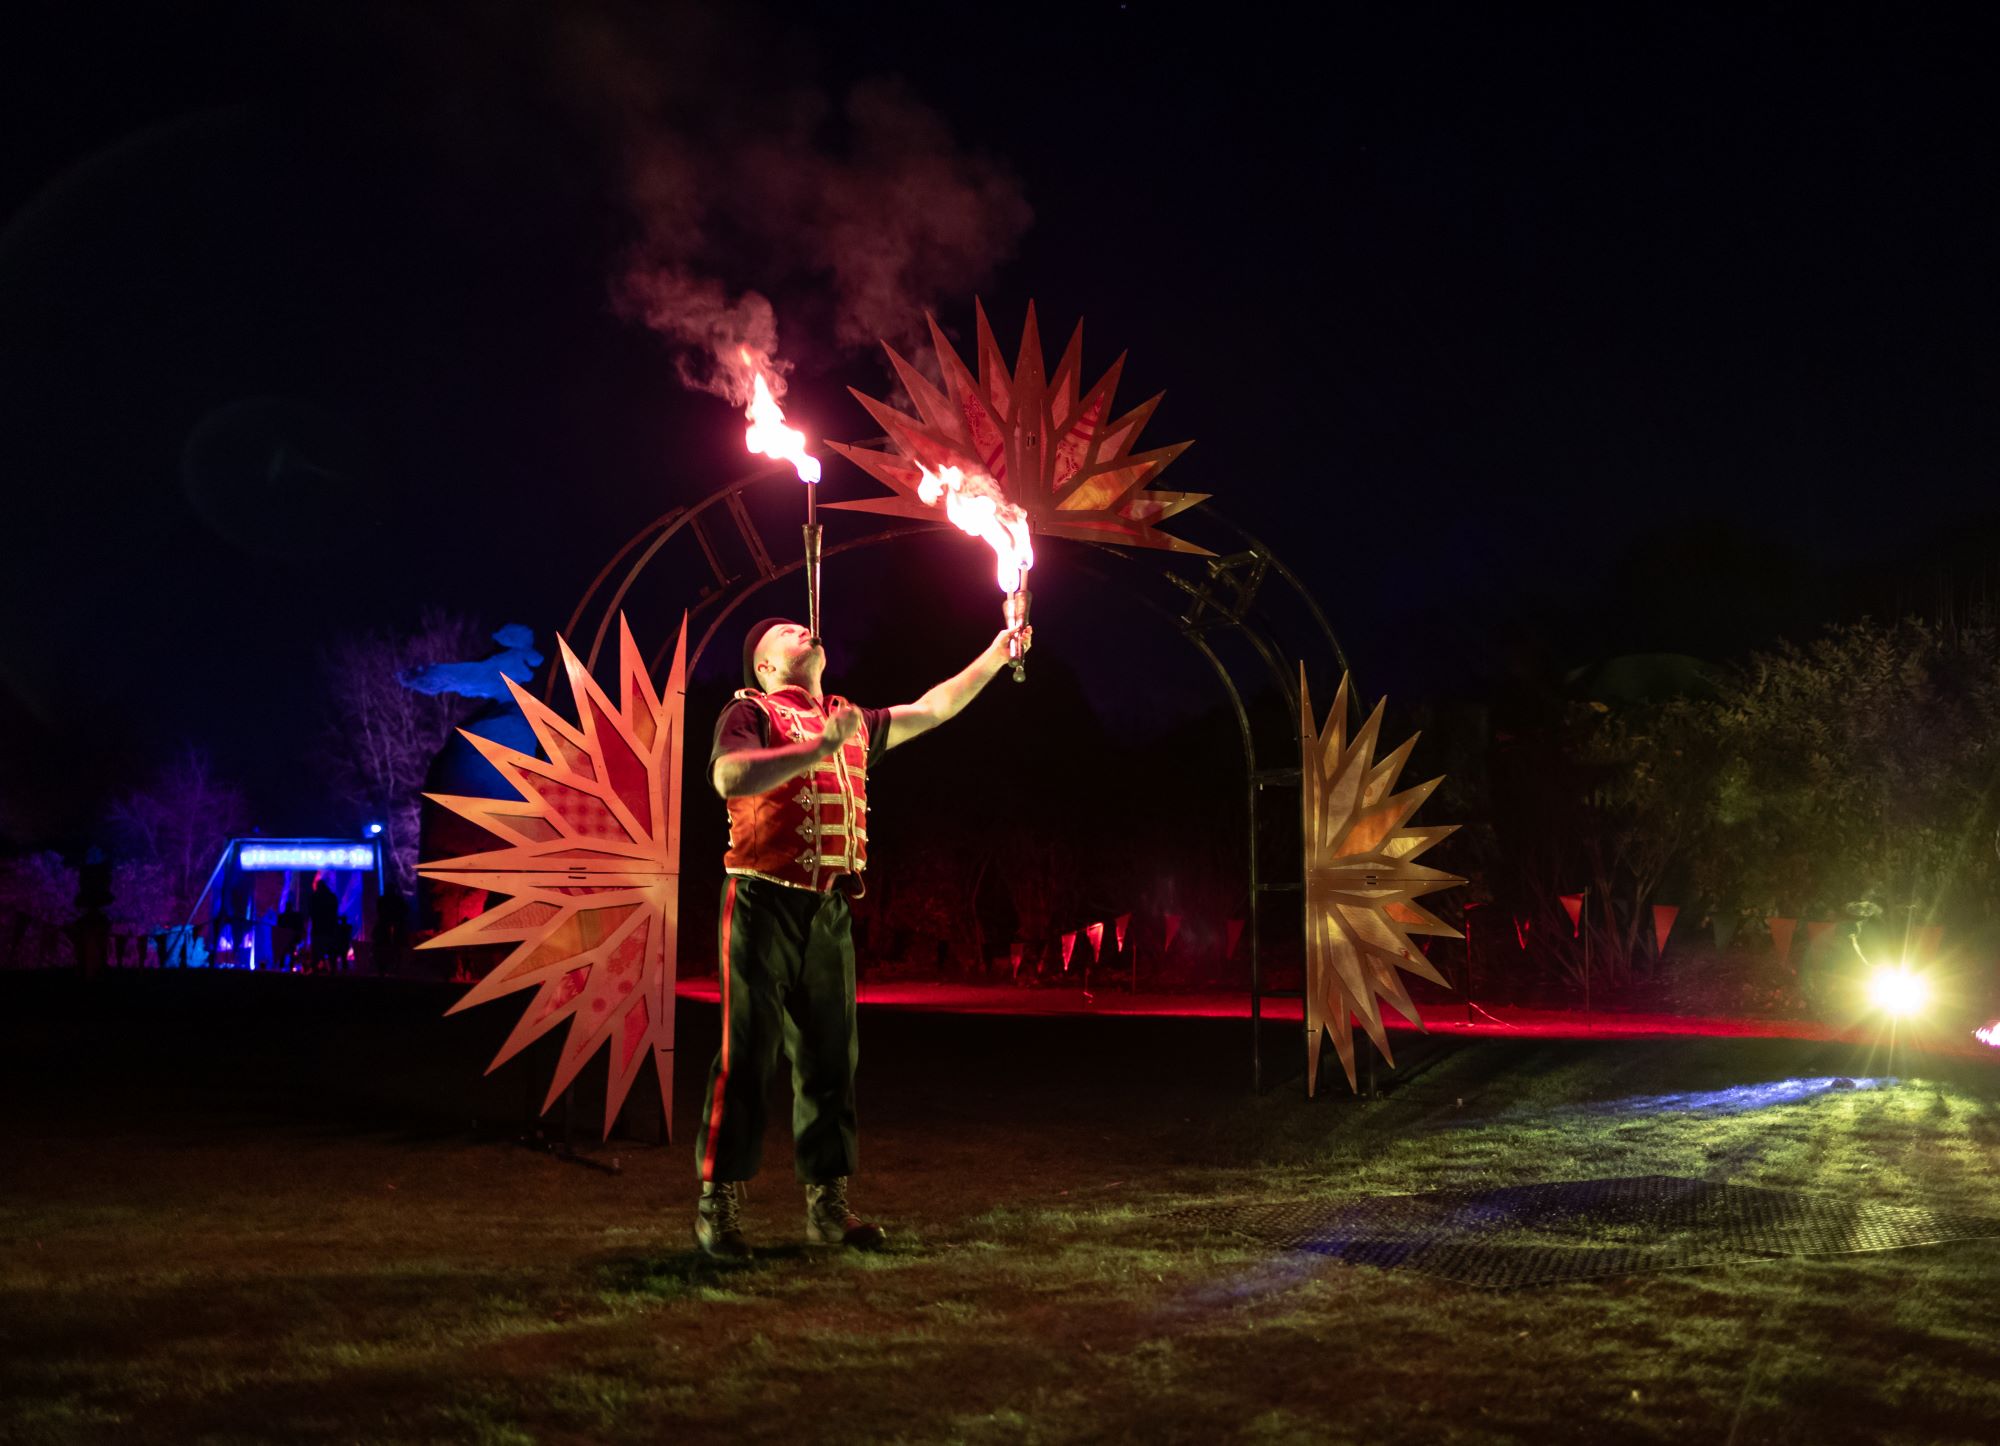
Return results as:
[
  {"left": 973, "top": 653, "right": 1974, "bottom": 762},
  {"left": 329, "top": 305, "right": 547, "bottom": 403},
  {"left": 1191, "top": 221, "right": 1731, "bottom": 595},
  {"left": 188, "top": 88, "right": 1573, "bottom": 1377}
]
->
[
  {"left": 374, "top": 892, "right": 409, "bottom": 975},
  {"left": 70, "top": 847, "right": 113, "bottom": 979},
  {"left": 308, "top": 877, "right": 342, "bottom": 970}
]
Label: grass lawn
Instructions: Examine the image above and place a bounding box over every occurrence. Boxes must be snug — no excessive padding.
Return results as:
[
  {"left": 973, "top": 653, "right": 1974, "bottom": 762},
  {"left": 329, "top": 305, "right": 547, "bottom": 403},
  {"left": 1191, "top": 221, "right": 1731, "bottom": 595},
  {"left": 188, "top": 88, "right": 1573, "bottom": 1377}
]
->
[{"left": 4, "top": 976, "right": 1999, "bottom": 1444}]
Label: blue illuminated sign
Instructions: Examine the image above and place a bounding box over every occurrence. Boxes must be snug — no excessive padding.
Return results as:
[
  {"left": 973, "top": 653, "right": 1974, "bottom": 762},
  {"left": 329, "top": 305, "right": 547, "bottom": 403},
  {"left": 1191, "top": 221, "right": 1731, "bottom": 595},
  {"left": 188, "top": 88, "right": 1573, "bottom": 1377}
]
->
[{"left": 238, "top": 843, "right": 378, "bottom": 871}]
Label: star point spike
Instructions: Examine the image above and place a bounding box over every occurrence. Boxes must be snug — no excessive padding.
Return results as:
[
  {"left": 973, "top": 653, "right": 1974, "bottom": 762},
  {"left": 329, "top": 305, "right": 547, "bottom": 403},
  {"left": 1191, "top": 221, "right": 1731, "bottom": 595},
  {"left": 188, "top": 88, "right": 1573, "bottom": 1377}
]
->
[{"left": 825, "top": 302, "right": 1209, "bottom": 555}]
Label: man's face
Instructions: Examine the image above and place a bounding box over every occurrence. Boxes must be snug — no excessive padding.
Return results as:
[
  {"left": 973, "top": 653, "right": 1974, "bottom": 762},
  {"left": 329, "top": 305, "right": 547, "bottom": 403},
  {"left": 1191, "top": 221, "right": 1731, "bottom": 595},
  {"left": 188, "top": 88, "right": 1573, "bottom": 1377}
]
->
[{"left": 755, "top": 623, "right": 822, "bottom": 684}]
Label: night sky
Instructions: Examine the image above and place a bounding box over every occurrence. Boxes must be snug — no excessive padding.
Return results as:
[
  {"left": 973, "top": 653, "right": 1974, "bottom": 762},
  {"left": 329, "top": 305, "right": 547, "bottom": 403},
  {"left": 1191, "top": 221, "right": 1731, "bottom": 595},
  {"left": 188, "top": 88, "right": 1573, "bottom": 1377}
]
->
[{"left": 2, "top": 2, "right": 1995, "bottom": 845}]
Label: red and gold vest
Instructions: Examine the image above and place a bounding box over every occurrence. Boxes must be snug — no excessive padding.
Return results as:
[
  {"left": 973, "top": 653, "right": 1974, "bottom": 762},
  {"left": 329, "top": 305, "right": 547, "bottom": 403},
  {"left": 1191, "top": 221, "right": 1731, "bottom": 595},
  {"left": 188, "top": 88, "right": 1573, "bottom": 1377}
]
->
[{"left": 722, "top": 687, "right": 871, "bottom": 892}]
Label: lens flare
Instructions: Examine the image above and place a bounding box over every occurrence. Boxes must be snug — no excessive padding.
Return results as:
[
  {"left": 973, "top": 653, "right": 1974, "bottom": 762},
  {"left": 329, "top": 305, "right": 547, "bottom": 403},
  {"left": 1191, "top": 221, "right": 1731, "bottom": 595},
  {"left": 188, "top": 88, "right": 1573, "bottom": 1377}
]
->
[{"left": 1866, "top": 965, "right": 1929, "bottom": 1017}]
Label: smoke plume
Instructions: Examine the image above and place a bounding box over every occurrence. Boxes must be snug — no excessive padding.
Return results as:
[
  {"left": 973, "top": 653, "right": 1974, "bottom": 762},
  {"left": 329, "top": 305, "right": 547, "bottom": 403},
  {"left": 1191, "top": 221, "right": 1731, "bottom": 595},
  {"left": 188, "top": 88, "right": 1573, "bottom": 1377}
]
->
[{"left": 557, "top": 5, "right": 1032, "bottom": 400}]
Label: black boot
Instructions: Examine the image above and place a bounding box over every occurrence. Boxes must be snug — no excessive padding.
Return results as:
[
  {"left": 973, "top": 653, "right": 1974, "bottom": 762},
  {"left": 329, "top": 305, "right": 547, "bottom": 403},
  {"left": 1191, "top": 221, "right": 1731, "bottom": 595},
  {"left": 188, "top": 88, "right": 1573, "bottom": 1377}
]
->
[
  {"left": 804, "top": 1177, "right": 887, "bottom": 1250},
  {"left": 695, "top": 1181, "right": 753, "bottom": 1260}
]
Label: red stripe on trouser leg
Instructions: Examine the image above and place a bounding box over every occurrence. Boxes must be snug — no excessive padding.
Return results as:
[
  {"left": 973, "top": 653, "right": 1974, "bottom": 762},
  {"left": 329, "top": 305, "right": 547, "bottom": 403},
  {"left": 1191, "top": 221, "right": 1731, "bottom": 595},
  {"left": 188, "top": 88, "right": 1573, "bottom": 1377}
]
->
[{"left": 700, "top": 877, "right": 738, "bottom": 1182}]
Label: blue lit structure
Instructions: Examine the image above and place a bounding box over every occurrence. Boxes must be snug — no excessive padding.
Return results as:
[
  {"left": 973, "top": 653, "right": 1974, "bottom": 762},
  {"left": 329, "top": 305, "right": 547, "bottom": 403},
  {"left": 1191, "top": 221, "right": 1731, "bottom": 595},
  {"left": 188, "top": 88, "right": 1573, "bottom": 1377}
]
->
[
  {"left": 186, "top": 837, "right": 384, "bottom": 970},
  {"left": 237, "top": 843, "right": 378, "bottom": 871}
]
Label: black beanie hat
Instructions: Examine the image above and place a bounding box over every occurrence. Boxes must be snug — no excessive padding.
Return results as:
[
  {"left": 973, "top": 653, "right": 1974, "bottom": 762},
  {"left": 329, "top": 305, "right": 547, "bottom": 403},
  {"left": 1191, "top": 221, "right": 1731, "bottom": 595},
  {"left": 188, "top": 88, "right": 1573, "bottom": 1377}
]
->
[{"left": 742, "top": 617, "right": 803, "bottom": 688}]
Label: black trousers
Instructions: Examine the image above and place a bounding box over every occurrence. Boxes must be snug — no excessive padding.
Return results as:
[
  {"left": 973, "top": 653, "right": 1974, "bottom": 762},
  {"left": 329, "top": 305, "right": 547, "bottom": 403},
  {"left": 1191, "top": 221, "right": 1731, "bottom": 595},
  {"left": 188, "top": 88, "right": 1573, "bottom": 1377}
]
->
[{"left": 694, "top": 875, "right": 860, "bottom": 1184}]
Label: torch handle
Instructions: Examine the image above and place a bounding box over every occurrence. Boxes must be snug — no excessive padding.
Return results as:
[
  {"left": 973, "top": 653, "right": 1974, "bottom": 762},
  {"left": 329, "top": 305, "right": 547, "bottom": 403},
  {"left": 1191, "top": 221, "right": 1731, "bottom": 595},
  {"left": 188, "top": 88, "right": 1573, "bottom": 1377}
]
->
[
  {"left": 802, "top": 520, "right": 823, "bottom": 644},
  {"left": 1004, "top": 588, "right": 1031, "bottom": 683}
]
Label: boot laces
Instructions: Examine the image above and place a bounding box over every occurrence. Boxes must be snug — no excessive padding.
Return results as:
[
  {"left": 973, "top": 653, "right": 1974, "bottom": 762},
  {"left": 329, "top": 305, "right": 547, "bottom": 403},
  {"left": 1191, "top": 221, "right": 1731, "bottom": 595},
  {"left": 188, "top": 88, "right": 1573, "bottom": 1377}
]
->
[
  {"left": 811, "top": 1176, "right": 851, "bottom": 1223},
  {"left": 707, "top": 1181, "right": 745, "bottom": 1232}
]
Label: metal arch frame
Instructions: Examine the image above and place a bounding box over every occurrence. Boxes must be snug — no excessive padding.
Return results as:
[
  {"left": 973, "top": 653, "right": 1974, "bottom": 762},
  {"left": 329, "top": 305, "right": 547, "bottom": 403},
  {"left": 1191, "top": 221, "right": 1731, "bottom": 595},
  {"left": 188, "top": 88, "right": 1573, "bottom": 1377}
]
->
[{"left": 555, "top": 461, "right": 1353, "bottom": 1092}]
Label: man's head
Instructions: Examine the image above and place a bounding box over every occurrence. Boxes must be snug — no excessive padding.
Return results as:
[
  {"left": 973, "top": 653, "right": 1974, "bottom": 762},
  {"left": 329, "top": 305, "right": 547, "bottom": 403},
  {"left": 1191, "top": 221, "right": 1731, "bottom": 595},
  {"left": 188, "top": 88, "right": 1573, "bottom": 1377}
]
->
[{"left": 743, "top": 617, "right": 822, "bottom": 691}]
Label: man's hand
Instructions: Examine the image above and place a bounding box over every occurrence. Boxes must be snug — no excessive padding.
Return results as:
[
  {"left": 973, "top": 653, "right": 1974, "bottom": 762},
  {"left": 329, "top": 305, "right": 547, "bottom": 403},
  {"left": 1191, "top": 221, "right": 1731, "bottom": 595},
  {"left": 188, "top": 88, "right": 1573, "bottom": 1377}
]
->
[
  {"left": 818, "top": 701, "right": 862, "bottom": 756},
  {"left": 988, "top": 624, "right": 1033, "bottom": 665}
]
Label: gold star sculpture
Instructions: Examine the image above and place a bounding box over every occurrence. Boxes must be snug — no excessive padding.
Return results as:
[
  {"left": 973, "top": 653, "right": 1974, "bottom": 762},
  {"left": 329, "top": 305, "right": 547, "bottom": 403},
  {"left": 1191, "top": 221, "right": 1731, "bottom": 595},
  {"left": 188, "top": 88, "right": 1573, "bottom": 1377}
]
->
[
  {"left": 825, "top": 300, "right": 1210, "bottom": 554},
  {"left": 419, "top": 616, "right": 687, "bottom": 1138},
  {"left": 1300, "top": 666, "right": 1466, "bottom": 1094}
]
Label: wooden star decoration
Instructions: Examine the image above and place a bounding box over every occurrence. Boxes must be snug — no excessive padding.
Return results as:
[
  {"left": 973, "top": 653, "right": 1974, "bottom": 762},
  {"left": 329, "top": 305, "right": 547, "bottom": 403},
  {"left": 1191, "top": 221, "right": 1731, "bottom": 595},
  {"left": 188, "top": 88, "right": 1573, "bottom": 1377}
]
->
[
  {"left": 1301, "top": 666, "right": 1466, "bottom": 1094},
  {"left": 419, "top": 615, "right": 687, "bottom": 1138},
  {"left": 824, "top": 300, "right": 1210, "bottom": 554}
]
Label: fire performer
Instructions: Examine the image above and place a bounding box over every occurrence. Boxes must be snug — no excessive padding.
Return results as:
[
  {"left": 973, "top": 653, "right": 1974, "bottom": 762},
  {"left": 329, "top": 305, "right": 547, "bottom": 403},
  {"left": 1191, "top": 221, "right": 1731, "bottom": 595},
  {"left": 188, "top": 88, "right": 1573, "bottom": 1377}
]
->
[{"left": 694, "top": 613, "right": 1031, "bottom": 1258}]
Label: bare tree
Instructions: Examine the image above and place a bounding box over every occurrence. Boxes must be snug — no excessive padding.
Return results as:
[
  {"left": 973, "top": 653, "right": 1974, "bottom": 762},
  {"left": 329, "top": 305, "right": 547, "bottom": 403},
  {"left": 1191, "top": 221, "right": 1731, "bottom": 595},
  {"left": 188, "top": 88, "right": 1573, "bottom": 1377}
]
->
[
  {"left": 106, "top": 745, "right": 251, "bottom": 925},
  {"left": 317, "top": 610, "right": 488, "bottom": 893}
]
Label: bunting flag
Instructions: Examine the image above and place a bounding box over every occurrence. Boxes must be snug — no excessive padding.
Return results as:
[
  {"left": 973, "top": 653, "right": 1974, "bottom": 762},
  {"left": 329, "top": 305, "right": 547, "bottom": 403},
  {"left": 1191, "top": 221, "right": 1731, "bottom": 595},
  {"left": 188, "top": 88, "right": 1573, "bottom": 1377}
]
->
[
  {"left": 1225, "top": 917, "right": 1244, "bottom": 961},
  {"left": 1916, "top": 924, "right": 1945, "bottom": 960},
  {"left": 1086, "top": 920, "right": 1105, "bottom": 959},
  {"left": 1060, "top": 931, "right": 1076, "bottom": 969},
  {"left": 1163, "top": 913, "right": 1181, "bottom": 953},
  {"left": 1768, "top": 917, "right": 1797, "bottom": 968},
  {"left": 1114, "top": 912, "right": 1131, "bottom": 951},
  {"left": 1559, "top": 893, "right": 1584, "bottom": 937},
  {"left": 1009, "top": 940, "right": 1025, "bottom": 979},
  {"left": 1804, "top": 920, "right": 1834, "bottom": 953},
  {"left": 1651, "top": 903, "right": 1679, "bottom": 954}
]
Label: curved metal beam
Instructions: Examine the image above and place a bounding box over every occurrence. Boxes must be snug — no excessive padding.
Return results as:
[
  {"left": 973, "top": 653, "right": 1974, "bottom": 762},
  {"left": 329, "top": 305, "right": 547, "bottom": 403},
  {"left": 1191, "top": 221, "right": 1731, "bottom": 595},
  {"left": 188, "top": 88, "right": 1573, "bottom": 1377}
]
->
[
  {"left": 1210, "top": 513, "right": 1355, "bottom": 701},
  {"left": 656, "top": 523, "right": 947, "bottom": 680},
  {"left": 552, "top": 504, "right": 683, "bottom": 691},
  {"left": 559, "top": 457, "right": 1351, "bottom": 1097}
]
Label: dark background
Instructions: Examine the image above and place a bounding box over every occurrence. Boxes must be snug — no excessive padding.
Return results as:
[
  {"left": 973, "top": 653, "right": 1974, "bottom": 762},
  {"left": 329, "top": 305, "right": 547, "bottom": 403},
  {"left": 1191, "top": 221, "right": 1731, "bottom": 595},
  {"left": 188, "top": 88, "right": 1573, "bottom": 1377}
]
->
[{"left": 2, "top": 1, "right": 1995, "bottom": 844}]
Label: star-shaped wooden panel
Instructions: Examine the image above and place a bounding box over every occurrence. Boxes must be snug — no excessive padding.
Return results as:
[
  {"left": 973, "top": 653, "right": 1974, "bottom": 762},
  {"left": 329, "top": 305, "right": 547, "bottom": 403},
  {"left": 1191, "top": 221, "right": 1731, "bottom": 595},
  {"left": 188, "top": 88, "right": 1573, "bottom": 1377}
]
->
[
  {"left": 825, "top": 300, "right": 1210, "bottom": 555},
  {"left": 1301, "top": 667, "right": 1466, "bottom": 1094},
  {"left": 419, "top": 615, "right": 687, "bottom": 1138}
]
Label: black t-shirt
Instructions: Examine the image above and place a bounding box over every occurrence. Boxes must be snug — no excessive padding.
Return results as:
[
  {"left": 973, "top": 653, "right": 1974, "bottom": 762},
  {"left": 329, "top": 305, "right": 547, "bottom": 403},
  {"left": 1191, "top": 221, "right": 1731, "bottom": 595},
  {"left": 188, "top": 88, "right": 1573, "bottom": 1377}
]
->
[{"left": 709, "top": 692, "right": 892, "bottom": 779}]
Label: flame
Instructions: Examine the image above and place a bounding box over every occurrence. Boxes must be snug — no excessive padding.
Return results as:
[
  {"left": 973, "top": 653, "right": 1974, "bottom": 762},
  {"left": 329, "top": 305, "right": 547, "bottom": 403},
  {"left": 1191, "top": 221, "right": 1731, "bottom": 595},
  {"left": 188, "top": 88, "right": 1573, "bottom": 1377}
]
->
[
  {"left": 741, "top": 351, "right": 821, "bottom": 484},
  {"left": 916, "top": 464, "right": 1034, "bottom": 592}
]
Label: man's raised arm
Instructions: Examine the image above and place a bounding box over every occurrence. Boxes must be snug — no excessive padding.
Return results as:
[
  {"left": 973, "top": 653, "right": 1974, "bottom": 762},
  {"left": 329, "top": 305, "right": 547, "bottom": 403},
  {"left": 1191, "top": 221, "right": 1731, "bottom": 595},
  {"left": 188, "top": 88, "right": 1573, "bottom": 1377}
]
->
[{"left": 880, "top": 626, "right": 1031, "bottom": 753}]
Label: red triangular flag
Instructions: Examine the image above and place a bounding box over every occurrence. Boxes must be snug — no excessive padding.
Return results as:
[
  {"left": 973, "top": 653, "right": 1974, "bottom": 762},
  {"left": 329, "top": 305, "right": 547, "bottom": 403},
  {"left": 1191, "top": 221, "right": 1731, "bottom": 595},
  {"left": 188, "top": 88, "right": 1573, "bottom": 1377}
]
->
[
  {"left": 1163, "top": 914, "right": 1181, "bottom": 953},
  {"left": 1114, "top": 912, "right": 1131, "bottom": 951},
  {"left": 1060, "top": 931, "right": 1076, "bottom": 970},
  {"left": 1559, "top": 893, "right": 1584, "bottom": 937},
  {"left": 1652, "top": 903, "right": 1678, "bottom": 954},
  {"left": 1769, "top": 917, "right": 1797, "bottom": 968},
  {"left": 1225, "top": 918, "right": 1244, "bottom": 960},
  {"left": 1086, "top": 921, "right": 1105, "bottom": 960}
]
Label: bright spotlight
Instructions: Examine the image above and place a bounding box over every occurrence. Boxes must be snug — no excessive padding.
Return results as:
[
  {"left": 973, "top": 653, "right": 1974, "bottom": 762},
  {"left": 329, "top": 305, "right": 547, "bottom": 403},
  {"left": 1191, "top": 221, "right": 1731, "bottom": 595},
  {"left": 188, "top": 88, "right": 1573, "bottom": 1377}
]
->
[
  {"left": 366, "top": 821, "right": 384, "bottom": 836},
  {"left": 1866, "top": 965, "right": 1930, "bottom": 1018}
]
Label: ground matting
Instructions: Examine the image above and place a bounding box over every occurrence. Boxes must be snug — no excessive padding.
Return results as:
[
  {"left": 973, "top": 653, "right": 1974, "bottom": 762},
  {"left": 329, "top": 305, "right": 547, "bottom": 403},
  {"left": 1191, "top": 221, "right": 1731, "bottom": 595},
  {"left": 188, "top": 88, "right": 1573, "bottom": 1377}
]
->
[{"left": 1177, "top": 1174, "right": 2000, "bottom": 1288}]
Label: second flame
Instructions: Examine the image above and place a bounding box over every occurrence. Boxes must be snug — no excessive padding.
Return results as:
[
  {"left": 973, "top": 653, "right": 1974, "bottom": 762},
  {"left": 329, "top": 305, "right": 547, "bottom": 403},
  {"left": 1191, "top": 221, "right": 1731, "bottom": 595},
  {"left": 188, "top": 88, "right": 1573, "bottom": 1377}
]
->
[{"left": 917, "top": 464, "right": 1034, "bottom": 592}]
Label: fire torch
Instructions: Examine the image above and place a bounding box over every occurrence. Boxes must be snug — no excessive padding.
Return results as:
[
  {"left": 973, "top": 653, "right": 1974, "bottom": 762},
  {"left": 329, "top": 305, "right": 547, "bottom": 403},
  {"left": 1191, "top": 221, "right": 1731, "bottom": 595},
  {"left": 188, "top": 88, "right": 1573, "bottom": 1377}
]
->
[
  {"left": 742, "top": 362, "right": 824, "bottom": 641},
  {"left": 916, "top": 464, "right": 1036, "bottom": 683},
  {"left": 803, "top": 475, "right": 822, "bottom": 644},
  {"left": 1003, "top": 585, "right": 1031, "bottom": 683}
]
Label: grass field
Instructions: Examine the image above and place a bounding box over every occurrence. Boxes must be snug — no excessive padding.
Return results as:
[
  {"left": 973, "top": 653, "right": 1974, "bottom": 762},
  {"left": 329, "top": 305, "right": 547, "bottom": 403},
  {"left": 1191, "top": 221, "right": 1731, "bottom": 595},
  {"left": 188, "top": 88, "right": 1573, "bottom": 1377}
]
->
[{"left": 4, "top": 974, "right": 1999, "bottom": 1444}]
